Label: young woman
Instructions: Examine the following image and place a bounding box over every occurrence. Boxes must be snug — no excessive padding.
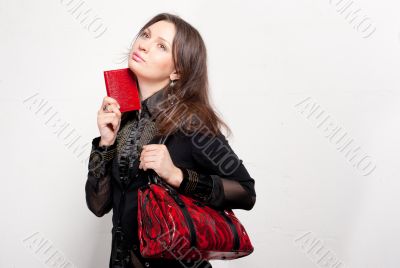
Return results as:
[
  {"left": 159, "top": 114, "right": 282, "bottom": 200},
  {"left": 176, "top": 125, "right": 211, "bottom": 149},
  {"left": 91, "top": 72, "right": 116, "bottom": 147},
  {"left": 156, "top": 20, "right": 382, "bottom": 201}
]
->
[{"left": 85, "top": 13, "right": 256, "bottom": 268}]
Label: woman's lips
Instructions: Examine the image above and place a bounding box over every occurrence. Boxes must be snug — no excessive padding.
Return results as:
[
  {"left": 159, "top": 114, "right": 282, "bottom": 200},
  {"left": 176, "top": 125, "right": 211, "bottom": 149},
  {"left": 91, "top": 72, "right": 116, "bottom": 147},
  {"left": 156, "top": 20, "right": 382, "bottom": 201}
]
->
[{"left": 132, "top": 52, "right": 145, "bottom": 62}]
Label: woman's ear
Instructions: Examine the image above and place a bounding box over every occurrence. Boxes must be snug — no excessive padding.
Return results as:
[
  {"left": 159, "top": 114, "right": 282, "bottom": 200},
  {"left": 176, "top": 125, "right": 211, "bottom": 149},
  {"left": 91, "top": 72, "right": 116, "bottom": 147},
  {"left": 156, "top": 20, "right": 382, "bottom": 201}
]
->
[{"left": 170, "top": 70, "right": 180, "bottom": 81}]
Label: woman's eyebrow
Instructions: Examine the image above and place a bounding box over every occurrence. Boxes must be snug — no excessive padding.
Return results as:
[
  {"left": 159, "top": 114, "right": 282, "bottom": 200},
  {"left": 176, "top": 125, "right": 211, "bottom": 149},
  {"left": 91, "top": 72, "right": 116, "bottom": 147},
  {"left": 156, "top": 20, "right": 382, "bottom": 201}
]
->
[{"left": 145, "top": 28, "right": 171, "bottom": 46}]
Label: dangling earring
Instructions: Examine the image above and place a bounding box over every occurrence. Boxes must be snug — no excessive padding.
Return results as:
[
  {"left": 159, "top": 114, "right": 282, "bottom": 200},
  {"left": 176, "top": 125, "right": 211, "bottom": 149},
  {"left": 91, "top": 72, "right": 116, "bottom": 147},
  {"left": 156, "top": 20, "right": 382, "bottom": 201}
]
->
[
  {"left": 167, "top": 93, "right": 175, "bottom": 105},
  {"left": 168, "top": 79, "right": 177, "bottom": 105}
]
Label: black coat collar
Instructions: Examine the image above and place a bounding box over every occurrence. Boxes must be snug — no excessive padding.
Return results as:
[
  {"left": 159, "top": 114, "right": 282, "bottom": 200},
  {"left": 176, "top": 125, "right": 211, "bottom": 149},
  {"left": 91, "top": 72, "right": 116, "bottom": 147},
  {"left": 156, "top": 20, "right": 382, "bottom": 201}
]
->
[{"left": 140, "top": 84, "right": 169, "bottom": 117}]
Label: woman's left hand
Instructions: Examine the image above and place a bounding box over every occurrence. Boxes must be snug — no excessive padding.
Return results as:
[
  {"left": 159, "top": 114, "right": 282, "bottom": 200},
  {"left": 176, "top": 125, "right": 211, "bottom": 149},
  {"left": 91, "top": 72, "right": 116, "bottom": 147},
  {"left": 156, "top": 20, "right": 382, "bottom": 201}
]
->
[{"left": 138, "top": 144, "right": 183, "bottom": 188}]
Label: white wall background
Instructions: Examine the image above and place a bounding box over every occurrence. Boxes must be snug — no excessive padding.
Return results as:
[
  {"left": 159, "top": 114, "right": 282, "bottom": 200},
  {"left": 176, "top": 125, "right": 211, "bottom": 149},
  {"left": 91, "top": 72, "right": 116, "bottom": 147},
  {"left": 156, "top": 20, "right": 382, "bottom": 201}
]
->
[{"left": 1, "top": 0, "right": 399, "bottom": 267}]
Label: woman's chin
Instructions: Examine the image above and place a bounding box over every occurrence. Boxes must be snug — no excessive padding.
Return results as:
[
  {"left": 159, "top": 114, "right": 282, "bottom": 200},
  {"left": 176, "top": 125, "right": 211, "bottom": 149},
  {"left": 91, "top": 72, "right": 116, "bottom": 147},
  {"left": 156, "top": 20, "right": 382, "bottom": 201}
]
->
[
  {"left": 128, "top": 64, "right": 147, "bottom": 82},
  {"left": 128, "top": 59, "right": 134, "bottom": 68},
  {"left": 128, "top": 61, "right": 140, "bottom": 74}
]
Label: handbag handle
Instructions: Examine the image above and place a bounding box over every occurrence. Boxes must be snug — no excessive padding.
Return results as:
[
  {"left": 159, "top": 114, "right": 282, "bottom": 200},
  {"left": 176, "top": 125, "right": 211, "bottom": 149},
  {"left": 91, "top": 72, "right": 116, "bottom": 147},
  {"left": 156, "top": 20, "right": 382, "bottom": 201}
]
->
[{"left": 142, "top": 133, "right": 171, "bottom": 186}]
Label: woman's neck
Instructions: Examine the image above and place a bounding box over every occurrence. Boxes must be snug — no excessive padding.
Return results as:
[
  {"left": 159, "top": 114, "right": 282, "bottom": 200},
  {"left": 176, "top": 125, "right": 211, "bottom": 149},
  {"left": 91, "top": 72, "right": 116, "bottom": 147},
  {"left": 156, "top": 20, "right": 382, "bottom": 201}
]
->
[{"left": 138, "top": 78, "right": 169, "bottom": 101}]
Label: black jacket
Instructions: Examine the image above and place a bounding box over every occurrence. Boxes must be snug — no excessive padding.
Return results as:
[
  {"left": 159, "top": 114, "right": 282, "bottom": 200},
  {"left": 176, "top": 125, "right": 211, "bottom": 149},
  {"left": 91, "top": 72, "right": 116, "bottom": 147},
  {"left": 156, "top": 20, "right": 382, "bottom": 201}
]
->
[{"left": 85, "top": 87, "right": 256, "bottom": 267}]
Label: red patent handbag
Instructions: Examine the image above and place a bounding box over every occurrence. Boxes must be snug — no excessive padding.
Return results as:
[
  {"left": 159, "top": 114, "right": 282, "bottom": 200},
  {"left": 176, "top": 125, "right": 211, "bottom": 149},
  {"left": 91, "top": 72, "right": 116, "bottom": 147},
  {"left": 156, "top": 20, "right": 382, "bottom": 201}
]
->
[{"left": 137, "top": 135, "right": 254, "bottom": 262}]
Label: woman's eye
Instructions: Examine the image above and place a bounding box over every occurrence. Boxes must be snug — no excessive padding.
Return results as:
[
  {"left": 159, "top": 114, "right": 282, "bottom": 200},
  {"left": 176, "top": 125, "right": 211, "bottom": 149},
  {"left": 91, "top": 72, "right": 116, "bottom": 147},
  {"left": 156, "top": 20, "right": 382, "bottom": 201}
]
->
[
  {"left": 140, "top": 32, "right": 149, "bottom": 38},
  {"left": 158, "top": 44, "right": 167, "bottom": 50}
]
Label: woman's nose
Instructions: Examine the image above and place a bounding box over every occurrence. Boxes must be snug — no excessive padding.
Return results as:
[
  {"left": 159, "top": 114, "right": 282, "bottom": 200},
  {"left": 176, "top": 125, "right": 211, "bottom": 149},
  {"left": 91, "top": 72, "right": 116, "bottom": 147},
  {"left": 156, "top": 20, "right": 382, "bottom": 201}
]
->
[{"left": 138, "top": 41, "right": 149, "bottom": 52}]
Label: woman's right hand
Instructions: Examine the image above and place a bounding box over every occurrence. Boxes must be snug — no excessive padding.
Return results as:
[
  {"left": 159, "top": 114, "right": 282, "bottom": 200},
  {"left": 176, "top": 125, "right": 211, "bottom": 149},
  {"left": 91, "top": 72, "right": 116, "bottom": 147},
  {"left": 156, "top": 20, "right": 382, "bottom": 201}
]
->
[{"left": 97, "top": 96, "right": 122, "bottom": 146}]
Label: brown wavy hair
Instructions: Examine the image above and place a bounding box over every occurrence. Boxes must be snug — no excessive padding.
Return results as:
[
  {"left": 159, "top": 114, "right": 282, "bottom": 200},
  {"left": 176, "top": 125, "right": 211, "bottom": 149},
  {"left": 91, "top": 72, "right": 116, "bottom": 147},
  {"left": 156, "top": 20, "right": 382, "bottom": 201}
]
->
[{"left": 123, "top": 13, "right": 232, "bottom": 138}]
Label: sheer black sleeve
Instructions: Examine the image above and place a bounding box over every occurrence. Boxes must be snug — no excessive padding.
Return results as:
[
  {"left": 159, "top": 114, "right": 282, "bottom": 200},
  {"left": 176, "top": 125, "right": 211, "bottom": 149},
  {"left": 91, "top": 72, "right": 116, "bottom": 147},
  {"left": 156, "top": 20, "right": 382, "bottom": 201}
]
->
[
  {"left": 177, "top": 132, "right": 256, "bottom": 211},
  {"left": 85, "top": 136, "right": 116, "bottom": 217}
]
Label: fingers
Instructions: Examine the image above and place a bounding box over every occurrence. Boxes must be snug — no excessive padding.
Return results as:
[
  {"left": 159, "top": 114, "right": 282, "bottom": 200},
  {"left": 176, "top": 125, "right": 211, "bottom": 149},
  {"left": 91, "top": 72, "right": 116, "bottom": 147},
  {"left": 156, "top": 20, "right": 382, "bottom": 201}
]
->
[
  {"left": 99, "top": 96, "right": 120, "bottom": 114},
  {"left": 139, "top": 145, "right": 165, "bottom": 161},
  {"left": 139, "top": 156, "right": 158, "bottom": 170},
  {"left": 99, "top": 112, "right": 120, "bottom": 130},
  {"left": 140, "top": 155, "right": 158, "bottom": 163},
  {"left": 139, "top": 146, "right": 163, "bottom": 170},
  {"left": 140, "top": 152, "right": 159, "bottom": 161},
  {"left": 98, "top": 96, "right": 121, "bottom": 130},
  {"left": 102, "top": 96, "right": 119, "bottom": 107},
  {"left": 105, "top": 103, "right": 121, "bottom": 117},
  {"left": 142, "top": 144, "right": 165, "bottom": 151}
]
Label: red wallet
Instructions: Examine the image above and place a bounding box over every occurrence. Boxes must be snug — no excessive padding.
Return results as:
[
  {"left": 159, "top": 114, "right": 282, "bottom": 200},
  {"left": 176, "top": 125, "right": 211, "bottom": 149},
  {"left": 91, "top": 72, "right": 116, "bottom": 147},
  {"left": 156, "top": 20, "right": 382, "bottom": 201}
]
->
[{"left": 103, "top": 68, "right": 141, "bottom": 113}]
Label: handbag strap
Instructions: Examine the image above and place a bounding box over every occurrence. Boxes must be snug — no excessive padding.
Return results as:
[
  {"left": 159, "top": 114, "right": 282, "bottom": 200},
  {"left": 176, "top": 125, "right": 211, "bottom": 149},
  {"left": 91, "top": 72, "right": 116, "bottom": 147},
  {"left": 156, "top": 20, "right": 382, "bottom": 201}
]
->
[{"left": 145, "top": 133, "right": 170, "bottom": 185}]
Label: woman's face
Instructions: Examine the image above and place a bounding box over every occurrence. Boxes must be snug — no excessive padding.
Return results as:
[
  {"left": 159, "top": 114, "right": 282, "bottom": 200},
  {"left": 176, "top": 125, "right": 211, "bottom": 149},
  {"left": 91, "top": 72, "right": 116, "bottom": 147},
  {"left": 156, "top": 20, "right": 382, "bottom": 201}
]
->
[{"left": 128, "top": 20, "right": 178, "bottom": 83}]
